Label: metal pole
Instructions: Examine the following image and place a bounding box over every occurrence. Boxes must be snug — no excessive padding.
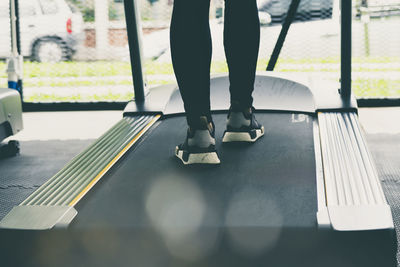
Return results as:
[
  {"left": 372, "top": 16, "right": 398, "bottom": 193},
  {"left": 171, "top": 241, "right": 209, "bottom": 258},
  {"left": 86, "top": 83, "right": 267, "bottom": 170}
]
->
[
  {"left": 266, "top": 0, "right": 301, "bottom": 71},
  {"left": 14, "top": 0, "right": 23, "bottom": 98},
  {"left": 124, "top": 0, "right": 145, "bottom": 102},
  {"left": 14, "top": 0, "right": 21, "bottom": 55},
  {"left": 340, "top": 0, "right": 352, "bottom": 99},
  {"left": 8, "top": 0, "right": 23, "bottom": 99},
  {"left": 95, "top": 0, "right": 109, "bottom": 60},
  {"left": 10, "top": 0, "right": 18, "bottom": 56}
]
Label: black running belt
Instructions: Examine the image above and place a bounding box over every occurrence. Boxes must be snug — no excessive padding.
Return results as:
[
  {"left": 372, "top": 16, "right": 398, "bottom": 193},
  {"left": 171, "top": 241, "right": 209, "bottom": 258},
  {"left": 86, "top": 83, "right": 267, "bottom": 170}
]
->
[
  {"left": 367, "top": 133, "right": 400, "bottom": 267},
  {"left": 72, "top": 113, "right": 317, "bottom": 228}
]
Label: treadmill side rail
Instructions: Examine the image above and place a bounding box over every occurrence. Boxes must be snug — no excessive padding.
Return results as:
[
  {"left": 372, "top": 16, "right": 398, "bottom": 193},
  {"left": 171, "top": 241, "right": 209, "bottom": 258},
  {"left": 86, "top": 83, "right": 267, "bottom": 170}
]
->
[
  {"left": 313, "top": 120, "right": 331, "bottom": 227},
  {"left": 318, "top": 112, "right": 394, "bottom": 231},
  {"left": 328, "top": 204, "right": 394, "bottom": 231},
  {"left": 0, "top": 206, "right": 77, "bottom": 230}
]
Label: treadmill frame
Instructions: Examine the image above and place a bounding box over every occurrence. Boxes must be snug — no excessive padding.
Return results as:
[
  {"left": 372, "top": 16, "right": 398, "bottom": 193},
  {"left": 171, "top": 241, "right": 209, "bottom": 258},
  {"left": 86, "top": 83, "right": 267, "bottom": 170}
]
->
[{"left": 0, "top": 0, "right": 394, "bottom": 232}]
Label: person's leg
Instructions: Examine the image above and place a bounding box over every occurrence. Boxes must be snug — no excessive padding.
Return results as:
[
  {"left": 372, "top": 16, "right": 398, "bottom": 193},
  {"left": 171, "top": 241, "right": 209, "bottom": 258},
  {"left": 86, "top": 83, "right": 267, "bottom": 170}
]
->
[
  {"left": 224, "top": 0, "right": 260, "bottom": 109},
  {"left": 170, "top": 0, "right": 212, "bottom": 128},
  {"left": 222, "top": 0, "right": 264, "bottom": 143},
  {"left": 171, "top": 0, "right": 219, "bottom": 164}
]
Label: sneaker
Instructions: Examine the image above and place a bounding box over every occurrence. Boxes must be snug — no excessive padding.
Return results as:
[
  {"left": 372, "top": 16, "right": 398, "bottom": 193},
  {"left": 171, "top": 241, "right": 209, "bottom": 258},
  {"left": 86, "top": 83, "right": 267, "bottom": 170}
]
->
[
  {"left": 175, "top": 116, "right": 220, "bottom": 165},
  {"left": 222, "top": 107, "right": 264, "bottom": 143}
]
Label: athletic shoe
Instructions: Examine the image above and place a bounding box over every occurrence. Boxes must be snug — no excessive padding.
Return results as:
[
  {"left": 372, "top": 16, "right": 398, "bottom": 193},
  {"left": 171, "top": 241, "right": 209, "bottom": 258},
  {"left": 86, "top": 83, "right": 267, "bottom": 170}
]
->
[
  {"left": 175, "top": 116, "right": 220, "bottom": 165},
  {"left": 222, "top": 107, "right": 264, "bottom": 143}
]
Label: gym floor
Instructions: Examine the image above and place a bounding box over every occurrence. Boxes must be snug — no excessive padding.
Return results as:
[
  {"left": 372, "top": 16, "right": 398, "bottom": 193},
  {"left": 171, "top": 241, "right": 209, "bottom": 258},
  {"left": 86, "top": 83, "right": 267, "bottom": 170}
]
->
[{"left": 0, "top": 107, "right": 399, "bottom": 220}]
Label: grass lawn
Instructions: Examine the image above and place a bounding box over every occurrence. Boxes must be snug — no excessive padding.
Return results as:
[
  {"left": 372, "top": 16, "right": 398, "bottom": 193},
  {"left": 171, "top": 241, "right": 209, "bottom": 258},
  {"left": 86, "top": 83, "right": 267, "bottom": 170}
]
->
[
  {"left": 23, "top": 92, "right": 135, "bottom": 102},
  {"left": 1, "top": 57, "right": 398, "bottom": 77},
  {"left": 353, "top": 78, "right": 400, "bottom": 98},
  {"left": 0, "top": 57, "right": 399, "bottom": 102}
]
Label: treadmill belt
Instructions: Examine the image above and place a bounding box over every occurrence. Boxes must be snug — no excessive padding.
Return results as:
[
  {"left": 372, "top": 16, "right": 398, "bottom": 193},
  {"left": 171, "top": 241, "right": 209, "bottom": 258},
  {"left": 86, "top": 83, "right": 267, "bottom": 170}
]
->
[{"left": 72, "top": 113, "right": 317, "bottom": 229}]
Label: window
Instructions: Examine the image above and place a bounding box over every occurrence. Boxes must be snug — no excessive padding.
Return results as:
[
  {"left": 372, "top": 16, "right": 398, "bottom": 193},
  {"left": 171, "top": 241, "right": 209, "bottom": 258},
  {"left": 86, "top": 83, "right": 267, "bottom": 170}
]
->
[{"left": 39, "top": 0, "right": 59, "bottom": 15}]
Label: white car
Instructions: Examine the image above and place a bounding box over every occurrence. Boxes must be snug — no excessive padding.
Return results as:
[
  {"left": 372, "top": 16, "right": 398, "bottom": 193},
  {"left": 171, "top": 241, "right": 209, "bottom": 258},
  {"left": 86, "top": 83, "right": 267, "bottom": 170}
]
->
[
  {"left": 215, "top": 2, "right": 272, "bottom": 26},
  {"left": 0, "top": 0, "right": 84, "bottom": 62},
  {"left": 258, "top": 0, "right": 333, "bottom": 23}
]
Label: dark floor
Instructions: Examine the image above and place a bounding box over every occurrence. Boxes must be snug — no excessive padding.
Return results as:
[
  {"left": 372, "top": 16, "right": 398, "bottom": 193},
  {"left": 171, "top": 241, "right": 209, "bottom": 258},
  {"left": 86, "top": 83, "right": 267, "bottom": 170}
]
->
[{"left": 367, "top": 133, "right": 400, "bottom": 266}]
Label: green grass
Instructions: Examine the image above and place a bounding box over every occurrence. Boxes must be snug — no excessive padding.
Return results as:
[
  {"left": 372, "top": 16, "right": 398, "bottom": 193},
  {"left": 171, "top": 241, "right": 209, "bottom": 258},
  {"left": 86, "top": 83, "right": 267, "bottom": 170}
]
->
[
  {"left": 24, "top": 79, "right": 133, "bottom": 88},
  {"left": 0, "top": 58, "right": 398, "bottom": 101},
  {"left": 1, "top": 57, "right": 398, "bottom": 78},
  {"left": 21, "top": 77, "right": 400, "bottom": 101},
  {"left": 24, "top": 92, "right": 134, "bottom": 102},
  {"left": 22, "top": 78, "right": 172, "bottom": 88},
  {"left": 0, "top": 61, "right": 133, "bottom": 78},
  {"left": 353, "top": 78, "right": 400, "bottom": 98}
]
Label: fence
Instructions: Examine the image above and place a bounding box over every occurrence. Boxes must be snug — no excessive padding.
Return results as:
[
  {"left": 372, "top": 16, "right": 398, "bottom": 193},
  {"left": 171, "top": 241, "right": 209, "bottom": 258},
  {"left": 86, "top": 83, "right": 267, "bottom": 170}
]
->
[{"left": 0, "top": 0, "right": 399, "bottom": 103}]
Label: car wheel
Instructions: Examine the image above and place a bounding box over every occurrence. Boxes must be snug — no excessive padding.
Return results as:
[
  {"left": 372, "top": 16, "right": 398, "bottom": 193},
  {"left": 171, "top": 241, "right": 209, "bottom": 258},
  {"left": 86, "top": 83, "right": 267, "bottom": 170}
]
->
[{"left": 32, "top": 39, "right": 69, "bottom": 63}]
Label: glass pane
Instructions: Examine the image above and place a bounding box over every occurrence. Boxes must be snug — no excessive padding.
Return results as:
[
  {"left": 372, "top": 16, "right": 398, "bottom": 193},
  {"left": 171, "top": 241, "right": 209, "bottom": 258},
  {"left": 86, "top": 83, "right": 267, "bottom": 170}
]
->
[{"left": 19, "top": 0, "right": 400, "bottom": 104}]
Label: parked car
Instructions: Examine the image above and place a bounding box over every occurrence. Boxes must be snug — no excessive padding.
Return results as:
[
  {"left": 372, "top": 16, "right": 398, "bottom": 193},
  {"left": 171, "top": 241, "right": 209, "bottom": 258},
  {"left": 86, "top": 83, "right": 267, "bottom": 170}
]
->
[
  {"left": 215, "top": 5, "right": 272, "bottom": 26},
  {"left": 355, "top": 0, "right": 400, "bottom": 18},
  {"left": 0, "top": 0, "right": 84, "bottom": 62},
  {"left": 258, "top": 0, "right": 333, "bottom": 24}
]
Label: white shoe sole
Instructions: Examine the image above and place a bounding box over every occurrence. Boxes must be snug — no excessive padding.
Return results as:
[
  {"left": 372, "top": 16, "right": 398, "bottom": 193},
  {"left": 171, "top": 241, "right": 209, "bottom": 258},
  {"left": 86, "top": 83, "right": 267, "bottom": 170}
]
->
[
  {"left": 222, "top": 126, "right": 265, "bottom": 143},
  {"left": 175, "top": 147, "right": 220, "bottom": 165}
]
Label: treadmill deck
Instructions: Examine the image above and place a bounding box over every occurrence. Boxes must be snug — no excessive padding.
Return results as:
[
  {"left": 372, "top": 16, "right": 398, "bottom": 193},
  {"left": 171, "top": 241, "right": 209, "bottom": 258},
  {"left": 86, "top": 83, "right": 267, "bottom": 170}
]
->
[{"left": 73, "top": 113, "right": 317, "bottom": 229}]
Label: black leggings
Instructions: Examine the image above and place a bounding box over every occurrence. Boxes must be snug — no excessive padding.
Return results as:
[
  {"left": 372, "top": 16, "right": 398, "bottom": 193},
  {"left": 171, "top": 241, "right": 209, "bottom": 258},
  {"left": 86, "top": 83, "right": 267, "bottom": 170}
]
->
[{"left": 170, "top": 0, "right": 260, "bottom": 127}]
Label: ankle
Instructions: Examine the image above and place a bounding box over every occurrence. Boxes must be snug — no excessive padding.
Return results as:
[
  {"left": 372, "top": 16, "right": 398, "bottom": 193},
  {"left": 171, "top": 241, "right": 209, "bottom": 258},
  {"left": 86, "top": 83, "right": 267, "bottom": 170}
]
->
[
  {"left": 230, "top": 101, "right": 252, "bottom": 114},
  {"left": 189, "top": 116, "right": 214, "bottom": 132}
]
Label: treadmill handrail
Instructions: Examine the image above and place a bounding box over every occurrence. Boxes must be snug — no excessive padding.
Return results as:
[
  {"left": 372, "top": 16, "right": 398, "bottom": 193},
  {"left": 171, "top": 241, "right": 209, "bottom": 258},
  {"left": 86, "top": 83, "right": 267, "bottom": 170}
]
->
[
  {"left": 124, "top": 0, "right": 146, "bottom": 103},
  {"left": 266, "top": 0, "right": 301, "bottom": 71}
]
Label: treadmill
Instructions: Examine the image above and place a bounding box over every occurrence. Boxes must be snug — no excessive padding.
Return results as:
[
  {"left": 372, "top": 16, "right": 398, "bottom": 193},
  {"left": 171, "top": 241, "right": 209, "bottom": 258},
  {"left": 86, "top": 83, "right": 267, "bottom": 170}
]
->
[
  {"left": 1, "top": 0, "right": 23, "bottom": 156},
  {"left": 0, "top": 88, "right": 22, "bottom": 155},
  {"left": 0, "top": 0, "right": 397, "bottom": 266}
]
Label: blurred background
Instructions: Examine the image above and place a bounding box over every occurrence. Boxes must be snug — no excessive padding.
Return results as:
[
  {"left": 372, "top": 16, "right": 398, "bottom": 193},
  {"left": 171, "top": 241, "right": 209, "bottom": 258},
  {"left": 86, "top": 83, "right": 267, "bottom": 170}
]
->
[{"left": 0, "top": 0, "right": 399, "bottom": 103}]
